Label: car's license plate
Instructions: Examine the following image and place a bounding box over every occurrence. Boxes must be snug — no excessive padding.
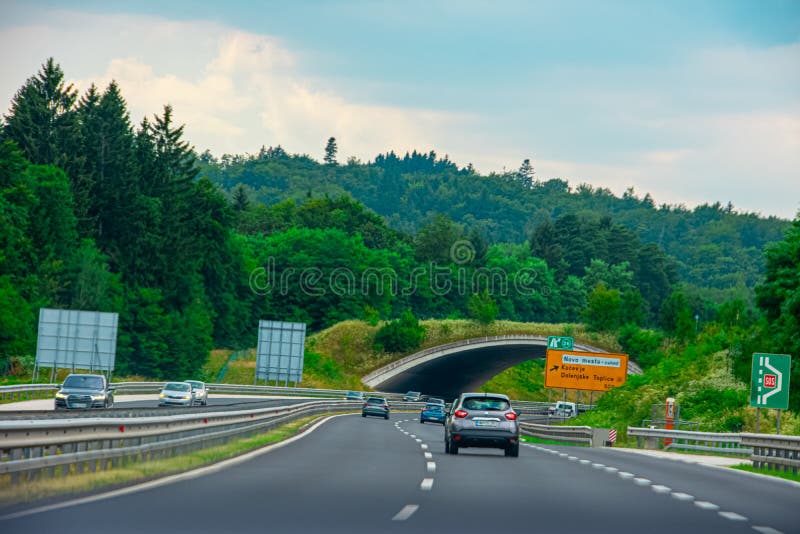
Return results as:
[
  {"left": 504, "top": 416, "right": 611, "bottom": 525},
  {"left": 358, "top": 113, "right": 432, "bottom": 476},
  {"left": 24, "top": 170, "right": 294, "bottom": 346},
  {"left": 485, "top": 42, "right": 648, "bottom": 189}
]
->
[
  {"left": 72, "top": 403, "right": 87, "bottom": 408},
  {"left": 475, "top": 420, "right": 498, "bottom": 427}
]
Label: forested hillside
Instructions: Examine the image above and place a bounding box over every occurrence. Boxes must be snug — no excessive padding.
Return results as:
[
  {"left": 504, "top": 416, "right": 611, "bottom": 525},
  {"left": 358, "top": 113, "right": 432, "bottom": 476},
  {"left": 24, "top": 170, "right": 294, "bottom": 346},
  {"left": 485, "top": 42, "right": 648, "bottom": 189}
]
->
[
  {"left": 1, "top": 59, "right": 797, "bottom": 410},
  {"left": 201, "top": 149, "right": 787, "bottom": 298}
]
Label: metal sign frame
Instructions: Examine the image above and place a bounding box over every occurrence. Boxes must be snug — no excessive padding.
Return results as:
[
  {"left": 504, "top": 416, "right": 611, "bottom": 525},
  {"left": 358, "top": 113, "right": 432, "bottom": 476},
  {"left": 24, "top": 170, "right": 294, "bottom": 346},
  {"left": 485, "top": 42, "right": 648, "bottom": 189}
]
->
[
  {"left": 254, "top": 320, "right": 306, "bottom": 386},
  {"left": 34, "top": 308, "right": 119, "bottom": 382}
]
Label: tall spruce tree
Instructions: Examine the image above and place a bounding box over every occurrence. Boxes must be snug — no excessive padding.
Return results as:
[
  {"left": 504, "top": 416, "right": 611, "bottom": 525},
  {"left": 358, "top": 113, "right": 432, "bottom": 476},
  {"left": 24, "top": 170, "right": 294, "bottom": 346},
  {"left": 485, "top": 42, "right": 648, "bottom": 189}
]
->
[{"left": 324, "top": 136, "right": 338, "bottom": 165}]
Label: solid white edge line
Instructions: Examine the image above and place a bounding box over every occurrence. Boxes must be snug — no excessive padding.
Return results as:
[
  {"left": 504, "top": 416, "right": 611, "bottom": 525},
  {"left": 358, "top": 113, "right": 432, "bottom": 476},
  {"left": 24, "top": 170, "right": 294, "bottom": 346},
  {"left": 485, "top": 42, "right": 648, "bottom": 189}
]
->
[
  {"left": 420, "top": 478, "right": 434, "bottom": 491},
  {"left": 392, "top": 504, "right": 419, "bottom": 521},
  {"left": 0, "top": 413, "right": 352, "bottom": 521}
]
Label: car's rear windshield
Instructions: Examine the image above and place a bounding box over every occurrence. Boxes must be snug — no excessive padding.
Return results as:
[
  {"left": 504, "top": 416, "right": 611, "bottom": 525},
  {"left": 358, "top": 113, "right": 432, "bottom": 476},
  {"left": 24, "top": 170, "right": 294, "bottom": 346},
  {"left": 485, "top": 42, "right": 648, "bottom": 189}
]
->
[
  {"left": 424, "top": 404, "right": 443, "bottom": 411},
  {"left": 165, "top": 383, "right": 191, "bottom": 391},
  {"left": 185, "top": 381, "right": 202, "bottom": 388},
  {"left": 428, "top": 398, "right": 444, "bottom": 404},
  {"left": 463, "top": 397, "right": 510, "bottom": 411},
  {"left": 366, "top": 398, "right": 385, "bottom": 404},
  {"left": 407, "top": 391, "right": 420, "bottom": 396},
  {"left": 63, "top": 375, "right": 104, "bottom": 389}
]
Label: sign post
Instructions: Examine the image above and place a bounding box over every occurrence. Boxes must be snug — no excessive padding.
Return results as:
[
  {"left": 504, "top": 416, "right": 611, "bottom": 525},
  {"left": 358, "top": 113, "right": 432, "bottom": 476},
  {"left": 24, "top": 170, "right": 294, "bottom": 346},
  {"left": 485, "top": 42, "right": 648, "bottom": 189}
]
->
[
  {"left": 545, "top": 349, "right": 629, "bottom": 392},
  {"left": 749, "top": 353, "right": 791, "bottom": 434}
]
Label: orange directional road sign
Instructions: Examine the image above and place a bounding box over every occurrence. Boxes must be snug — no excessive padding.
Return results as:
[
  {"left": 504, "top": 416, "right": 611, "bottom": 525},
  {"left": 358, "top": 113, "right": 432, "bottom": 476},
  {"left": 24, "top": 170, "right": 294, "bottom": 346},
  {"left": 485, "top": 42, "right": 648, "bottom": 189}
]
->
[{"left": 545, "top": 349, "right": 629, "bottom": 392}]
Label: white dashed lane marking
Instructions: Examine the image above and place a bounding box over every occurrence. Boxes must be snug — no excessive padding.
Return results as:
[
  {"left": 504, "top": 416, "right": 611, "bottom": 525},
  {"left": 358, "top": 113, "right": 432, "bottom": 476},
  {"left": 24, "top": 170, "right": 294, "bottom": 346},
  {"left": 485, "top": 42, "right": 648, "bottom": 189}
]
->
[
  {"left": 694, "top": 501, "right": 720, "bottom": 511},
  {"left": 651, "top": 485, "right": 671, "bottom": 494},
  {"left": 420, "top": 478, "right": 434, "bottom": 491},
  {"left": 426, "top": 462, "right": 436, "bottom": 473},
  {"left": 633, "top": 478, "right": 651, "bottom": 486},
  {"left": 618, "top": 472, "right": 635, "bottom": 480},
  {"left": 752, "top": 526, "right": 784, "bottom": 534},
  {"left": 671, "top": 493, "right": 694, "bottom": 502},
  {"left": 424, "top": 452, "right": 432, "bottom": 459},
  {"left": 718, "top": 511, "right": 748, "bottom": 522},
  {"left": 392, "top": 505, "right": 419, "bottom": 521}
]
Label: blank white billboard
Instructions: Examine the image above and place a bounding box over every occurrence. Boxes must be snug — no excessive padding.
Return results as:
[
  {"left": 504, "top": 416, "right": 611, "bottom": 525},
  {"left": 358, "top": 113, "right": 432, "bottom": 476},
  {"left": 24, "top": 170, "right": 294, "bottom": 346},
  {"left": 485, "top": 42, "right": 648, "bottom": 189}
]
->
[
  {"left": 35, "top": 308, "right": 119, "bottom": 372},
  {"left": 255, "top": 320, "right": 306, "bottom": 384}
]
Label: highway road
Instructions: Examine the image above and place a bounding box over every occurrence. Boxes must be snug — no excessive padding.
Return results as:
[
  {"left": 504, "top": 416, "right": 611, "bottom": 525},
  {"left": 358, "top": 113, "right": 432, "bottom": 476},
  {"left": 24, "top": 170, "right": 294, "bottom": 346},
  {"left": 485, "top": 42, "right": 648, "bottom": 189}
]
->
[{"left": 2, "top": 414, "right": 797, "bottom": 533}]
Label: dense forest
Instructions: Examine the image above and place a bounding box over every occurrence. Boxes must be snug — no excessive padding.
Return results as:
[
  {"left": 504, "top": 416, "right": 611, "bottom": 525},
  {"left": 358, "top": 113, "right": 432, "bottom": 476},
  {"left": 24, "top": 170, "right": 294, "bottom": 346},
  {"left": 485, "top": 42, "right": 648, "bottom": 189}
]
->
[{"left": 1, "top": 59, "right": 797, "bottom": 409}]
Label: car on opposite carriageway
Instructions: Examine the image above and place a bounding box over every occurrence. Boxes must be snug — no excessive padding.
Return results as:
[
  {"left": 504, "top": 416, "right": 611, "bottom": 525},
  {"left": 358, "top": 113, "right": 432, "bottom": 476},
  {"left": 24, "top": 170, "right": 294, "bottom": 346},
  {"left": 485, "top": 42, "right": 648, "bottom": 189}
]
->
[
  {"left": 54, "top": 373, "right": 115, "bottom": 410},
  {"left": 184, "top": 380, "right": 208, "bottom": 406}
]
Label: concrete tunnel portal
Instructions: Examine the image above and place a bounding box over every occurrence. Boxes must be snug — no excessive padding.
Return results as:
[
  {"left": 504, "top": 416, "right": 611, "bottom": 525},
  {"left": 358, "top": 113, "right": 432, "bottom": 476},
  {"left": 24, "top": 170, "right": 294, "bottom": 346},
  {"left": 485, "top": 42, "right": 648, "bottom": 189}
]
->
[{"left": 361, "top": 336, "right": 637, "bottom": 401}]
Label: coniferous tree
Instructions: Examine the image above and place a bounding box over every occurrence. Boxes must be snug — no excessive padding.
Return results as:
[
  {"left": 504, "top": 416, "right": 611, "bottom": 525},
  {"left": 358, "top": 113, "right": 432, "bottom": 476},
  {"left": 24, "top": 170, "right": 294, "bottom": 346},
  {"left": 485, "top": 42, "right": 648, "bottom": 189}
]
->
[
  {"left": 518, "top": 158, "right": 535, "bottom": 188},
  {"left": 232, "top": 183, "right": 250, "bottom": 211},
  {"left": 324, "top": 136, "right": 338, "bottom": 165}
]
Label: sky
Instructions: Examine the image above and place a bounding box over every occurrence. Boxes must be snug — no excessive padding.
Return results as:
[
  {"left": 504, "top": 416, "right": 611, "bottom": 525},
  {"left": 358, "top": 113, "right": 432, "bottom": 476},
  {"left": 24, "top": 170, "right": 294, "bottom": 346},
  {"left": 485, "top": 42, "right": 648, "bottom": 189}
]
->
[{"left": 1, "top": 0, "right": 798, "bottom": 218}]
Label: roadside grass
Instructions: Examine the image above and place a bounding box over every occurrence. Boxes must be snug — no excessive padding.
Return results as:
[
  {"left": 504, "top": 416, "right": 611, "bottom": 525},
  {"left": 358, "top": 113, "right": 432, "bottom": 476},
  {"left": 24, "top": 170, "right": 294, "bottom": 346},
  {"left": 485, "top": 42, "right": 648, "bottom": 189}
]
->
[
  {"left": 730, "top": 463, "right": 800, "bottom": 484},
  {"left": 520, "top": 435, "right": 587, "bottom": 447},
  {"left": 202, "top": 349, "right": 233, "bottom": 382},
  {"left": 0, "top": 412, "right": 353, "bottom": 506}
]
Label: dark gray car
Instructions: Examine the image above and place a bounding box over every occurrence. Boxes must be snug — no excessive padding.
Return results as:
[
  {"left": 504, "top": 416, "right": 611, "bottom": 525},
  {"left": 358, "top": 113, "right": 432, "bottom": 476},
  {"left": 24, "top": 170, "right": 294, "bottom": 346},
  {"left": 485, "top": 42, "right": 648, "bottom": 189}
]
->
[
  {"left": 444, "top": 392, "right": 520, "bottom": 457},
  {"left": 54, "top": 373, "right": 115, "bottom": 409},
  {"left": 361, "top": 397, "right": 390, "bottom": 419}
]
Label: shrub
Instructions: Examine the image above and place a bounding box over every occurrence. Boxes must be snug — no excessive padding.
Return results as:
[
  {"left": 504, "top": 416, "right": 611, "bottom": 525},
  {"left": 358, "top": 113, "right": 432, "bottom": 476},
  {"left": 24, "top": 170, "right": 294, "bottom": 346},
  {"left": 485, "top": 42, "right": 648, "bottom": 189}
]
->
[
  {"left": 373, "top": 309, "right": 426, "bottom": 353},
  {"left": 618, "top": 324, "right": 664, "bottom": 368}
]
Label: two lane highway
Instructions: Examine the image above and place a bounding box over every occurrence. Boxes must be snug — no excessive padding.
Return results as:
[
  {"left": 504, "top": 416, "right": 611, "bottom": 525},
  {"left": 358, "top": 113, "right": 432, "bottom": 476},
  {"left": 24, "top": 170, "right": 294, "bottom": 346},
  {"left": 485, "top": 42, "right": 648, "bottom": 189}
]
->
[{"left": 2, "top": 414, "right": 797, "bottom": 533}]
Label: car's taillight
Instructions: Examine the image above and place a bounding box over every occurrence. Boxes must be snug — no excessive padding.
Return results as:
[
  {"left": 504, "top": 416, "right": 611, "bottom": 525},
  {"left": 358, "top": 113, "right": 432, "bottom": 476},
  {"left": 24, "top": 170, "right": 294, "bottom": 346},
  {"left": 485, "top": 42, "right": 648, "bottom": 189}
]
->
[
  {"left": 382, "top": 404, "right": 388, "bottom": 409},
  {"left": 505, "top": 411, "right": 517, "bottom": 421},
  {"left": 454, "top": 409, "right": 468, "bottom": 418}
]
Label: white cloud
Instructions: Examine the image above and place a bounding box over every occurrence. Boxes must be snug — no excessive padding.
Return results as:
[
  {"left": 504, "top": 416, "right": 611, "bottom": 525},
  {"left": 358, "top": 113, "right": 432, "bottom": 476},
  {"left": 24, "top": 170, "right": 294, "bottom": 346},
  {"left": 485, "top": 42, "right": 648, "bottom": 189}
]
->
[
  {"left": 0, "top": 8, "right": 797, "bottom": 218},
  {"left": 0, "top": 10, "right": 471, "bottom": 163}
]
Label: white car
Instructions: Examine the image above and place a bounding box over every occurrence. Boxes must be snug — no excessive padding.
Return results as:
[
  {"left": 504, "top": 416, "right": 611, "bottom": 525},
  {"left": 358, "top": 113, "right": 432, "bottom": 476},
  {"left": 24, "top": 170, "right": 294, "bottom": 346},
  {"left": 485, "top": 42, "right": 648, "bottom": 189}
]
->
[
  {"left": 159, "top": 382, "right": 195, "bottom": 407},
  {"left": 184, "top": 380, "right": 208, "bottom": 406}
]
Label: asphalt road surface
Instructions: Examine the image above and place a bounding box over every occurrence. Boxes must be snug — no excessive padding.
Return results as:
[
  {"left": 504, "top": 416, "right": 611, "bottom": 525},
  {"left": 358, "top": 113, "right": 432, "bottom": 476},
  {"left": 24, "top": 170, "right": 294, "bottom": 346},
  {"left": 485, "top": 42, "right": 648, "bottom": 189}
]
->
[{"left": 2, "top": 414, "right": 797, "bottom": 533}]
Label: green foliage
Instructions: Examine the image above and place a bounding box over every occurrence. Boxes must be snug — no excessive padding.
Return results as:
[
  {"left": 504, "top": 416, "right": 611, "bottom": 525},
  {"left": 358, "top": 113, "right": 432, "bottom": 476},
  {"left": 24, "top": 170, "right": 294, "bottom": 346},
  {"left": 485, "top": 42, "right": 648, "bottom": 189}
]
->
[
  {"left": 618, "top": 324, "right": 664, "bottom": 368},
  {"left": 756, "top": 214, "right": 800, "bottom": 411},
  {"left": 468, "top": 289, "right": 499, "bottom": 325},
  {"left": 659, "top": 289, "right": 696, "bottom": 340},
  {"left": 373, "top": 309, "right": 426, "bottom": 353},
  {"left": 584, "top": 283, "right": 622, "bottom": 332}
]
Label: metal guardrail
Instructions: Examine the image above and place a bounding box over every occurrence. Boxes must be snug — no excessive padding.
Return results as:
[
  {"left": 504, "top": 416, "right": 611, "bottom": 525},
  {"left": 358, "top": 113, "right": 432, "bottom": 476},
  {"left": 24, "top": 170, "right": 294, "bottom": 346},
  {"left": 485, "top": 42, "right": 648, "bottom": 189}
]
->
[
  {"left": 0, "top": 399, "right": 425, "bottom": 484},
  {"left": 0, "top": 384, "right": 58, "bottom": 403},
  {"left": 627, "top": 426, "right": 751, "bottom": 456},
  {"left": 741, "top": 433, "right": 800, "bottom": 474},
  {"left": 520, "top": 421, "right": 609, "bottom": 447}
]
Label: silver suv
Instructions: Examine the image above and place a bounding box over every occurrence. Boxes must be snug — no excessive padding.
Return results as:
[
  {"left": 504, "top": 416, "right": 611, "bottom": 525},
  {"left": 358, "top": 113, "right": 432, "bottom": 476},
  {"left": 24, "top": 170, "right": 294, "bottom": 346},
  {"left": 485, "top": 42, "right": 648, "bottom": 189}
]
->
[{"left": 444, "top": 393, "right": 520, "bottom": 457}]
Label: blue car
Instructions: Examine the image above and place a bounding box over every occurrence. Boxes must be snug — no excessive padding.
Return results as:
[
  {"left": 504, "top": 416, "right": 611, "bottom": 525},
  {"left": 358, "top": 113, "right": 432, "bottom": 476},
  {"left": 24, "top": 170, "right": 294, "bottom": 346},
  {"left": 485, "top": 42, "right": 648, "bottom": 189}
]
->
[{"left": 420, "top": 402, "right": 446, "bottom": 424}]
